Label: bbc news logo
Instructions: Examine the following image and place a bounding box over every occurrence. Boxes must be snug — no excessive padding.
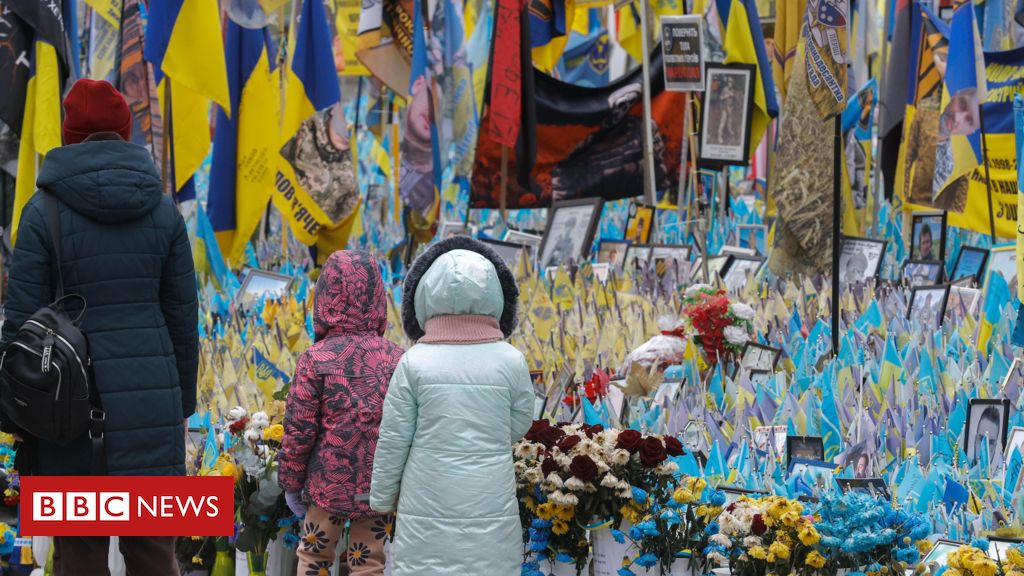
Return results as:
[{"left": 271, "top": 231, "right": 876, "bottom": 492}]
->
[{"left": 22, "top": 477, "right": 234, "bottom": 536}]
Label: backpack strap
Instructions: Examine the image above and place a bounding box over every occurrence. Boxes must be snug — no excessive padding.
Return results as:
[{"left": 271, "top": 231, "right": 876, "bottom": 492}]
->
[
  {"left": 43, "top": 191, "right": 106, "bottom": 475},
  {"left": 42, "top": 191, "right": 65, "bottom": 301}
]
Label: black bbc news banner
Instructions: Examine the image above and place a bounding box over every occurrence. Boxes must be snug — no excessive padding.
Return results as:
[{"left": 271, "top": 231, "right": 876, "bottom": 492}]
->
[{"left": 661, "top": 15, "right": 704, "bottom": 92}]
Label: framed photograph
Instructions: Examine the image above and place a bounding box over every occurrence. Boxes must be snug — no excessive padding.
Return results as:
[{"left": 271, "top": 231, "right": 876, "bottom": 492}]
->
[
  {"left": 480, "top": 238, "right": 527, "bottom": 267},
  {"left": 438, "top": 221, "right": 475, "bottom": 239},
  {"left": 651, "top": 244, "right": 691, "bottom": 279},
  {"left": 952, "top": 246, "right": 989, "bottom": 283},
  {"left": 708, "top": 255, "right": 733, "bottom": 280},
  {"left": 624, "top": 244, "right": 653, "bottom": 274},
  {"left": 944, "top": 286, "right": 981, "bottom": 322},
  {"left": 963, "top": 398, "right": 1011, "bottom": 464},
  {"left": 700, "top": 63, "right": 756, "bottom": 166},
  {"left": 989, "top": 537, "right": 1024, "bottom": 562},
  {"left": 986, "top": 245, "right": 1016, "bottom": 290},
  {"left": 721, "top": 245, "right": 758, "bottom": 257},
  {"left": 836, "top": 477, "right": 891, "bottom": 501},
  {"left": 738, "top": 343, "right": 780, "bottom": 375},
  {"left": 625, "top": 202, "right": 656, "bottom": 244},
  {"left": 754, "top": 425, "right": 787, "bottom": 457},
  {"left": 238, "top": 269, "right": 293, "bottom": 308},
  {"left": 592, "top": 263, "right": 611, "bottom": 284},
  {"left": 722, "top": 256, "right": 765, "bottom": 293},
  {"left": 597, "top": 239, "right": 631, "bottom": 270},
  {"left": 1005, "top": 426, "right": 1024, "bottom": 459},
  {"left": 787, "top": 436, "right": 825, "bottom": 465},
  {"left": 911, "top": 211, "right": 947, "bottom": 261},
  {"left": 923, "top": 540, "right": 964, "bottom": 568},
  {"left": 839, "top": 441, "right": 873, "bottom": 478},
  {"left": 504, "top": 229, "right": 543, "bottom": 255},
  {"left": 839, "top": 236, "right": 886, "bottom": 286},
  {"left": 736, "top": 224, "right": 768, "bottom": 255},
  {"left": 787, "top": 458, "right": 836, "bottom": 495},
  {"left": 538, "top": 198, "right": 603, "bottom": 270},
  {"left": 902, "top": 259, "right": 944, "bottom": 287},
  {"left": 908, "top": 284, "right": 950, "bottom": 328},
  {"left": 661, "top": 14, "right": 705, "bottom": 92},
  {"left": 1001, "top": 359, "right": 1024, "bottom": 401}
]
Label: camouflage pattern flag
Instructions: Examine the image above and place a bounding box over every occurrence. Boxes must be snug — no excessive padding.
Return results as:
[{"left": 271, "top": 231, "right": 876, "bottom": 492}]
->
[{"left": 803, "top": 0, "right": 848, "bottom": 118}]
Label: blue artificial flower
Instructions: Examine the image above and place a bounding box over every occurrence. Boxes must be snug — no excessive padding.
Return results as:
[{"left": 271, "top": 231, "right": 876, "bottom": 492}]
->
[
  {"left": 617, "top": 568, "right": 637, "bottom": 576},
  {"left": 611, "top": 529, "right": 625, "bottom": 544},
  {"left": 660, "top": 508, "right": 681, "bottom": 529},
  {"left": 531, "top": 519, "right": 553, "bottom": 530},
  {"left": 282, "top": 531, "right": 300, "bottom": 550},
  {"left": 867, "top": 563, "right": 882, "bottom": 572},
  {"left": 703, "top": 489, "right": 726, "bottom": 507},
  {"left": 555, "top": 553, "right": 574, "bottom": 564},
  {"left": 704, "top": 521, "right": 720, "bottom": 536},
  {"left": 631, "top": 486, "right": 648, "bottom": 504},
  {"left": 896, "top": 548, "right": 921, "bottom": 564},
  {"left": 634, "top": 553, "right": 658, "bottom": 568},
  {"left": 257, "top": 514, "right": 269, "bottom": 523},
  {"left": 528, "top": 541, "right": 548, "bottom": 552},
  {"left": 971, "top": 538, "right": 990, "bottom": 552}
]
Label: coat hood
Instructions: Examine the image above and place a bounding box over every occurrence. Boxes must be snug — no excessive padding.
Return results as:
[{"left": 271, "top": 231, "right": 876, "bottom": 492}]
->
[
  {"left": 313, "top": 250, "right": 388, "bottom": 340},
  {"left": 36, "top": 140, "right": 162, "bottom": 223},
  {"left": 402, "top": 236, "right": 519, "bottom": 340}
]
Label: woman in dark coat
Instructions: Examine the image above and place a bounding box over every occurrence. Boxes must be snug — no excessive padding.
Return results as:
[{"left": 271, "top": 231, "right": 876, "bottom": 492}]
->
[{"left": 0, "top": 79, "right": 197, "bottom": 575}]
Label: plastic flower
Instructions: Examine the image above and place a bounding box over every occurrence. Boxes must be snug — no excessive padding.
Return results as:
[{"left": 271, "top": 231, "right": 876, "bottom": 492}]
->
[
  {"left": 730, "top": 302, "right": 755, "bottom": 321},
  {"left": 685, "top": 284, "right": 713, "bottom": 298},
  {"left": 798, "top": 524, "right": 820, "bottom": 546},
  {"left": 551, "top": 519, "right": 570, "bottom": 535},
  {"left": 228, "top": 406, "right": 247, "bottom": 421},
  {"left": 749, "top": 546, "right": 768, "bottom": 560},
  {"left": 724, "top": 325, "right": 749, "bottom": 346},
  {"left": 806, "top": 551, "right": 827, "bottom": 569},
  {"left": 769, "top": 541, "right": 791, "bottom": 560},
  {"left": 262, "top": 424, "right": 284, "bottom": 443},
  {"left": 250, "top": 411, "right": 270, "bottom": 429},
  {"left": 1006, "top": 547, "right": 1024, "bottom": 569}
]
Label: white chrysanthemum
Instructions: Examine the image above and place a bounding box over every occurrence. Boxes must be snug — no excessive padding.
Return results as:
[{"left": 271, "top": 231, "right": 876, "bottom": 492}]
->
[
  {"left": 228, "top": 406, "right": 247, "bottom": 421},
  {"left": 524, "top": 467, "right": 544, "bottom": 485},
  {"left": 742, "top": 536, "right": 763, "bottom": 548},
  {"left": 600, "top": 474, "right": 620, "bottom": 488},
  {"left": 549, "top": 491, "right": 579, "bottom": 506},
  {"left": 250, "top": 411, "right": 270, "bottom": 429},
  {"left": 595, "top": 461, "right": 610, "bottom": 474},
  {"left": 685, "top": 283, "right": 713, "bottom": 298},
  {"left": 616, "top": 480, "right": 630, "bottom": 491},
  {"left": 617, "top": 487, "right": 633, "bottom": 499},
  {"left": 708, "top": 552, "right": 728, "bottom": 565},
  {"left": 724, "top": 325, "right": 750, "bottom": 346},
  {"left": 514, "top": 443, "right": 538, "bottom": 460},
  {"left": 514, "top": 460, "right": 527, "bottom": 474},
  {"left": 582, "top": 482, "right": 598, "bottom": 493},
  {"left": 555, "top": 454, "right": 572, "bottom": 468},
  {"left": 730, "top": 302, "right": 755, "bottom": 321},
  {"left": 710, "top": 534, "right": 732, "bottom": 549},
  {"left": 654, "top": 461, "right": 679, "bottom": 476},
  {"left": 545, "top": 473, "right": 564, "bottom": 488},
  {"left": 610, "top": 449, "right": 630, "bottom": 466},
  {"left": 564, "top": 477, "right": 586, "bottom": 492}
]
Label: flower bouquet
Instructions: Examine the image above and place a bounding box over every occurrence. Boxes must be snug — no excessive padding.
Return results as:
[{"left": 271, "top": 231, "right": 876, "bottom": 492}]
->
[
  {"left": 223, "top": 407, "right": 293, "bottom": 576},
  {"left": 681, "top": 285, "right": 754, "bottom": 364},
  {"left": 814, "top": 491, "right": 930, "bottom": 576},
  {"left": 717, "top": 495, "right": 824, "bottom": 576}
]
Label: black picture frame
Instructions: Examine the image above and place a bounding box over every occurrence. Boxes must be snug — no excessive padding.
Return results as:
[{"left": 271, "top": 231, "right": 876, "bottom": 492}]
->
[
  {"left": 722, "top": 255, "right": 765, "bottom": 292},
  {"left": 597, "top": 239, "right": 632, "bottom": 269},
  {"left": 910, "top": 211, "right": 947, "bottom": 262},
  {"left": 786, "top": 436, "right": 825, "bottom": 465},
  {"left": 537, "top": 198, "right": 603, "bottom": 270},
  {"left": 479, "top": 238, "right": 528, "bottom": 267},
  {"left": 839, "top": 235, "right": 887, "bottom": 285},
  {"left": 737, "top": 343, "right": 781, "bottom": 376},
  {"left": 238, "top": 269, "right": 293, "bottom": 307},
  {"left": 951, "top": 246, "right": 989, "bottom": 284},
  {"left": 963, "top": 398, "right": 1011, "bottom": 464},
  {"left": 699, "top": 63, "right": 756, "bottom": 167},
  {"left": 907, "top": 284, "right": 950, "bottom": 327},
  {"left": 902, "top": 259, "right": 944, "bottom": 287},
  {"left": 625, "top": 202, "right": 656, "bottom": 244},
  {"left": 707, "top": 254, "right": 734, "bottom": 280}
]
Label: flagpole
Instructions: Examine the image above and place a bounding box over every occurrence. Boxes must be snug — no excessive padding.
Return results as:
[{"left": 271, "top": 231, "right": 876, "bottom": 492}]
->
[
  {"left": 832, "top": 113, "right": 841, "bottom": 356},
  {"left": 872, "top": 0, "right": 893, "bottom": 235},
  {"left": 979, "top": 112, "right": 997, "bottom": 242},
  {"left": 638, "top": 0, "right": 657, "bottom": 206}
]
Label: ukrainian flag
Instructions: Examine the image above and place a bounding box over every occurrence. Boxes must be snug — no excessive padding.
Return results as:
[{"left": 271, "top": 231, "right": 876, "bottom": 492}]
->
[
  {"left": 208, "top": 21, "right": 279, "bottom": 267},
  {"left": 144, "top": 0, "right": 230, "bottom": 197},
  {"left": 272, "top": 0, "right": 342, "bottom": 249}
]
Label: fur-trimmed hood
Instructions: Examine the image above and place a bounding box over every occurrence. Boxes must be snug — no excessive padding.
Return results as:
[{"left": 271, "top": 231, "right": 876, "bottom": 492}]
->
[{"left": 401, "top": 236, "right": 519, "bottom": 341}]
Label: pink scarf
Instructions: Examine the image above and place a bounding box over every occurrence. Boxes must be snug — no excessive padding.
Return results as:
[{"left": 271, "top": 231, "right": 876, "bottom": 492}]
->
[{"left": 420, "top": 315, "right": 504, "bottom": 344}]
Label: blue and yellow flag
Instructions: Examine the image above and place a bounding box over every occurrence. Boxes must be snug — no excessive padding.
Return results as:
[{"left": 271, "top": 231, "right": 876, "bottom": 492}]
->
[
  {"left": 272, "top": 0, "right": 343, "bottom": 249},
  {"left": 7, "top": 0, "right": 69, "bottom": 245},
  {"left": 144, "top": 0, "right": 230, "bottom": 198},
  {"left": 251, "top": 346, "right": 289, "bottom": 400},
  {"left": 208, "top": 21, "right": 279, "bottom": 267},
  {"left": 933, "top": 1, "right": 986, "bottom": 210}
]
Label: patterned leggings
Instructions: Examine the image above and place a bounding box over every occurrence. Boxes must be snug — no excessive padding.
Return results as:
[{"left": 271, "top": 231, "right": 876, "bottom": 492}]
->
[{"left": 297, "top": 505, "right": 391, "bottom": 576}]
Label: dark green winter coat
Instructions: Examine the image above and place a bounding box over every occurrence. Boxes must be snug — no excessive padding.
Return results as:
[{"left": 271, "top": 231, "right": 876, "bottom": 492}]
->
[{"left": 0, "top": 139, "right": 198, "bottom": 476}]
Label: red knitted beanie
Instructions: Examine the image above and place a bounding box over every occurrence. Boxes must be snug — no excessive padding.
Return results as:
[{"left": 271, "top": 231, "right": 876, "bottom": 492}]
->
[{"left": 62, "top": 79, "right": 132, "bottom": 145}]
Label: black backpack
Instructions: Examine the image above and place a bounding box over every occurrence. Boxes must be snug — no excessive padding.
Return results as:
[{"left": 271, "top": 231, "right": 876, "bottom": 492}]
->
[{"left": 0, "top": 192, "right": 104, "bottom": 466}]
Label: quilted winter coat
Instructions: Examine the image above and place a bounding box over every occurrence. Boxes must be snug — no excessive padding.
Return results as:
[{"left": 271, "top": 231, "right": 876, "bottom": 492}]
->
[
  {"left": 0, "top": 139, "right": 198, "bottom": 475},
  {"left": 370, "top": 237, "right": 535, "bottom": 576},
  {"left": 278, "top": 250, "right": 403, "bottom": 518}
]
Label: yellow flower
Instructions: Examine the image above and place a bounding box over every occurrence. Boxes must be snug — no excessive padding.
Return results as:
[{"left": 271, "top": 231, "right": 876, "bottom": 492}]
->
[
  {"left": 190, "top": 536, "right": 203, "bottom": 541},
  {"left": 555, "top": 505, "right": 575, "bottom": 522},
  {"left": 523, "top": 496, "right": 537, "bottom": 512},
  {"left": 673, "top": 489, "right": 695, "bottom": 504},
  {"left": 769, "top": 541, "right": 791, "bottom": 561},
  {"left": 805, "top": 551, "right": 827, "bottom": 569},
  {"left": 1008, "top": 548, "right": 1024, "bottom": 569},
  {"left": 191, "top": 556, "right": 203, "bottom": 566},
  {"left": 262, "top": 424, "right": 284, "bottom": 443},
  {"left": 536, "top": 503, "right": 556, "bottom": 521},
  {"left": 219, "top": 462, "right": 236, "bottom": 479},
  {"left": 686, "top": 477, "right": 707, "bottom": 493},
  {"left": 917, "top": 540, "right": 934, "bottom": 556},
  {"left": 552, "top": 519, "right": 570, "bottom": 535},
  {"left": 749, "top": 546, "right": 768, "bottom": 560},
  {"left": 1005, "top": 570, "right": 1024, "bottom": 576},
  {"left": 798, "top": 525, "right": 820, "bottom": 546}
]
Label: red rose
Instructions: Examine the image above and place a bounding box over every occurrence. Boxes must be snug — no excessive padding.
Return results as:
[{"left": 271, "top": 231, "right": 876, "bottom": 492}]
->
[
  {"left": 664, "top": 436, "right": 684, "bottom": 457},
  {"left": 557, "top": 435, "right": 581, "bottom": 453},
  {"left": 751, "top": 514, "right": 767, "bottom": 536},
  {"left": 639, "top": 437, "right": 668, "bottom": 467},
  {"left": 569, "top": 455, "right": 599, "bottom": 482},
  {"left": 228, "top": 417, "right": 248, "bottom": 434},
  {"left": 538, "top": 426, "right": 566, "bottom": 448},
  {"left": 616, "top": 430, "right": 643, "bottom": 453},
  {"left": 524, "top": 420, "right": 550, "bottom": 442},
  {"left": 541, "top": 457, "right": 560, "bottom": 478}
]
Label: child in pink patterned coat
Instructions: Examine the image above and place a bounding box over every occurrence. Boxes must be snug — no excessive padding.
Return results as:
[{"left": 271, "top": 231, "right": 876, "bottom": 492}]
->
[{"left": 279, "top": 250, "right": 404, "bottom": 575}]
